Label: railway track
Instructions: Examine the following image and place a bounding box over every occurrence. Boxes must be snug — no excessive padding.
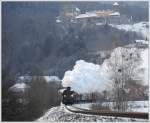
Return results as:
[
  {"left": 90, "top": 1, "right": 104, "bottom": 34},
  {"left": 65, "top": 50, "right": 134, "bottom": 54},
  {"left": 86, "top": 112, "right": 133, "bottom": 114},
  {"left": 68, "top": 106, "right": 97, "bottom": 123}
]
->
[{"left": 66, "top": 105, "right": 149, "bottom": 119}]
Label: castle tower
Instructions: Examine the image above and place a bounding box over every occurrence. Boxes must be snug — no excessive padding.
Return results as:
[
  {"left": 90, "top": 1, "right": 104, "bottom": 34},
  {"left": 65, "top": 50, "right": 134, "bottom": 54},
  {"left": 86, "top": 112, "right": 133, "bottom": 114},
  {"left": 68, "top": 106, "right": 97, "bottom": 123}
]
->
[{"left": 113, "top": 2, "right": 119, "bottom": 12}]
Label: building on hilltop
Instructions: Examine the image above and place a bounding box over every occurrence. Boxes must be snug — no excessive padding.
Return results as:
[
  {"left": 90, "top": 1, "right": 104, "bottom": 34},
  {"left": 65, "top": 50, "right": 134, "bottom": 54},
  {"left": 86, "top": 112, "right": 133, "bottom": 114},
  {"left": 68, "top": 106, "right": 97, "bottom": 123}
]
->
[{"left": 56, "top": 2, "right": 132, "bottom": 25}]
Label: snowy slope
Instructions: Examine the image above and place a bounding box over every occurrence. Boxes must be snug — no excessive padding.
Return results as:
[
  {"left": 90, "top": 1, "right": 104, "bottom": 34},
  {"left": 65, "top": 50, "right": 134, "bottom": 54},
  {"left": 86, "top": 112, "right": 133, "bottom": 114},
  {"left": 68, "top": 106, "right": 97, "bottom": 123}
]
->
[
  {"left": 37, "top": 105, "right": 148, "bottom": 122},
  {"left": 110, "top": 22, "right": 149, "bottom": 39}
]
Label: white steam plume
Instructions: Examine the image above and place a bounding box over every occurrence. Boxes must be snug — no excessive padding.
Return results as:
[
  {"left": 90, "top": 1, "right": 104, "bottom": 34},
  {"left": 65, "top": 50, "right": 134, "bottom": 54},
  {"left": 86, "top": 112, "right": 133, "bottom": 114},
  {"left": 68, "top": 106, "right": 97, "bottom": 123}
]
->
[{"left": 62, "top": 60, "right": 112, "bottom": 93}]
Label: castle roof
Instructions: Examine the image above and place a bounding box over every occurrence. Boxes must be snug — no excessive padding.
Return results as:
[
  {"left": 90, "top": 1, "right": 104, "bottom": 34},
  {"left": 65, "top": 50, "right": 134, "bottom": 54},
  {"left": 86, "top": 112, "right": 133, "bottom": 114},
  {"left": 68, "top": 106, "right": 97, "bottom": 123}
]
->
[{"left": 113, "top": 2, "right": 119, "bottom": 6}]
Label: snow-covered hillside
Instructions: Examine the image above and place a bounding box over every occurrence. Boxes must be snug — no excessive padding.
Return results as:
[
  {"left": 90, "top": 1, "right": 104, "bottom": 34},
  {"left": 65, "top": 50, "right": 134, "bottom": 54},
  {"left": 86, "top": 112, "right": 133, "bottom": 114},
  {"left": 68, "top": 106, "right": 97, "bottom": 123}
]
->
[
  {"left": 110, "top": 22, "right": 149, "bottom": 39},
  {"left": 37, "top": 105, "right": 148, "bottom": 122}
]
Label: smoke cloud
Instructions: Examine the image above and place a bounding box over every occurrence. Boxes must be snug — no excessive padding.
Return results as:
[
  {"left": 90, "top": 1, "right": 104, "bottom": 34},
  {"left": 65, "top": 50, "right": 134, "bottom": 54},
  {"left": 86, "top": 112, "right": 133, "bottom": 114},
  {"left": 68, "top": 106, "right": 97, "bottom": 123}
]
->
[{"left": 62, "top": 60, "right": 112, "bottom": 93}]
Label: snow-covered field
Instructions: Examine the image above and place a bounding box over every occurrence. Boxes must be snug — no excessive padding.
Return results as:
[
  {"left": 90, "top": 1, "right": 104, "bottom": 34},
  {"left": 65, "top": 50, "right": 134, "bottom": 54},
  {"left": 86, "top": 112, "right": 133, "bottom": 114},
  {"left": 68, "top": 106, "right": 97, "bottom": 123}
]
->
[
  {"left": 127, "top": 101, "right": 148, "bottom": 113},
  {"left": 37, "top": 104, "right": 148, "bottom": 122},
  {"left": 73, "top": 101, "right": 148, "bottom": 113}
]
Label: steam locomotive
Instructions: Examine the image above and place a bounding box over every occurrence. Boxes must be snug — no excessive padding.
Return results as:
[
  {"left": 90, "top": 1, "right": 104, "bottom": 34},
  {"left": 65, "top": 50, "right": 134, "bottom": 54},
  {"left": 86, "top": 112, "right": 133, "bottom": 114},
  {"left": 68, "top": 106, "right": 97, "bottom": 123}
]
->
[
  {"left": 62, "top": 87, "right": 76, "bottom": 105},
  {"left": 62, "top": 87, "right": 93, "bottom": 105}
]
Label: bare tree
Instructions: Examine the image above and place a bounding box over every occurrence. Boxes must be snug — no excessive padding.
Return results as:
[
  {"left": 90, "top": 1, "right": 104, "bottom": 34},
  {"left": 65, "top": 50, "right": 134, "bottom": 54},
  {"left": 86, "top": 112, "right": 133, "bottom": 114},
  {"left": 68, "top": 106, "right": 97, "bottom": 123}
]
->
[{"left": 105, "top": 47, "right": 142, "bottom": 111}]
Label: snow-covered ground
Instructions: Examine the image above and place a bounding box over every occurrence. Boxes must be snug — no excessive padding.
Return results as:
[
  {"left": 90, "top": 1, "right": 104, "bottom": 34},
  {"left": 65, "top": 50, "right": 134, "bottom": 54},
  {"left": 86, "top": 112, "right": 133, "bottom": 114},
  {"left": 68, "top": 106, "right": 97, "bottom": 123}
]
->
[
  {"left": 96, "top": 22, "right": 149, "bottom": 39},
  {"left": 103, "top": 101, "right": 149, "bottom": 113},
  {"left": 73, "top": 103, "right": 93, "bottom": 110},
  {"left": 37, "top": 104, "right": 148, "bottom": 122},
  {"left": 110, "top": 22, "right": 149, "bottom": 39},
  {"left": 9, "top": 83, "right": 30, "bottom": 93},
  {"left": 73, "top": 101, "right": 148, "bottom": 113},
  {"left": 127, "top": 101, "right": 148, "bottom": 113}
]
